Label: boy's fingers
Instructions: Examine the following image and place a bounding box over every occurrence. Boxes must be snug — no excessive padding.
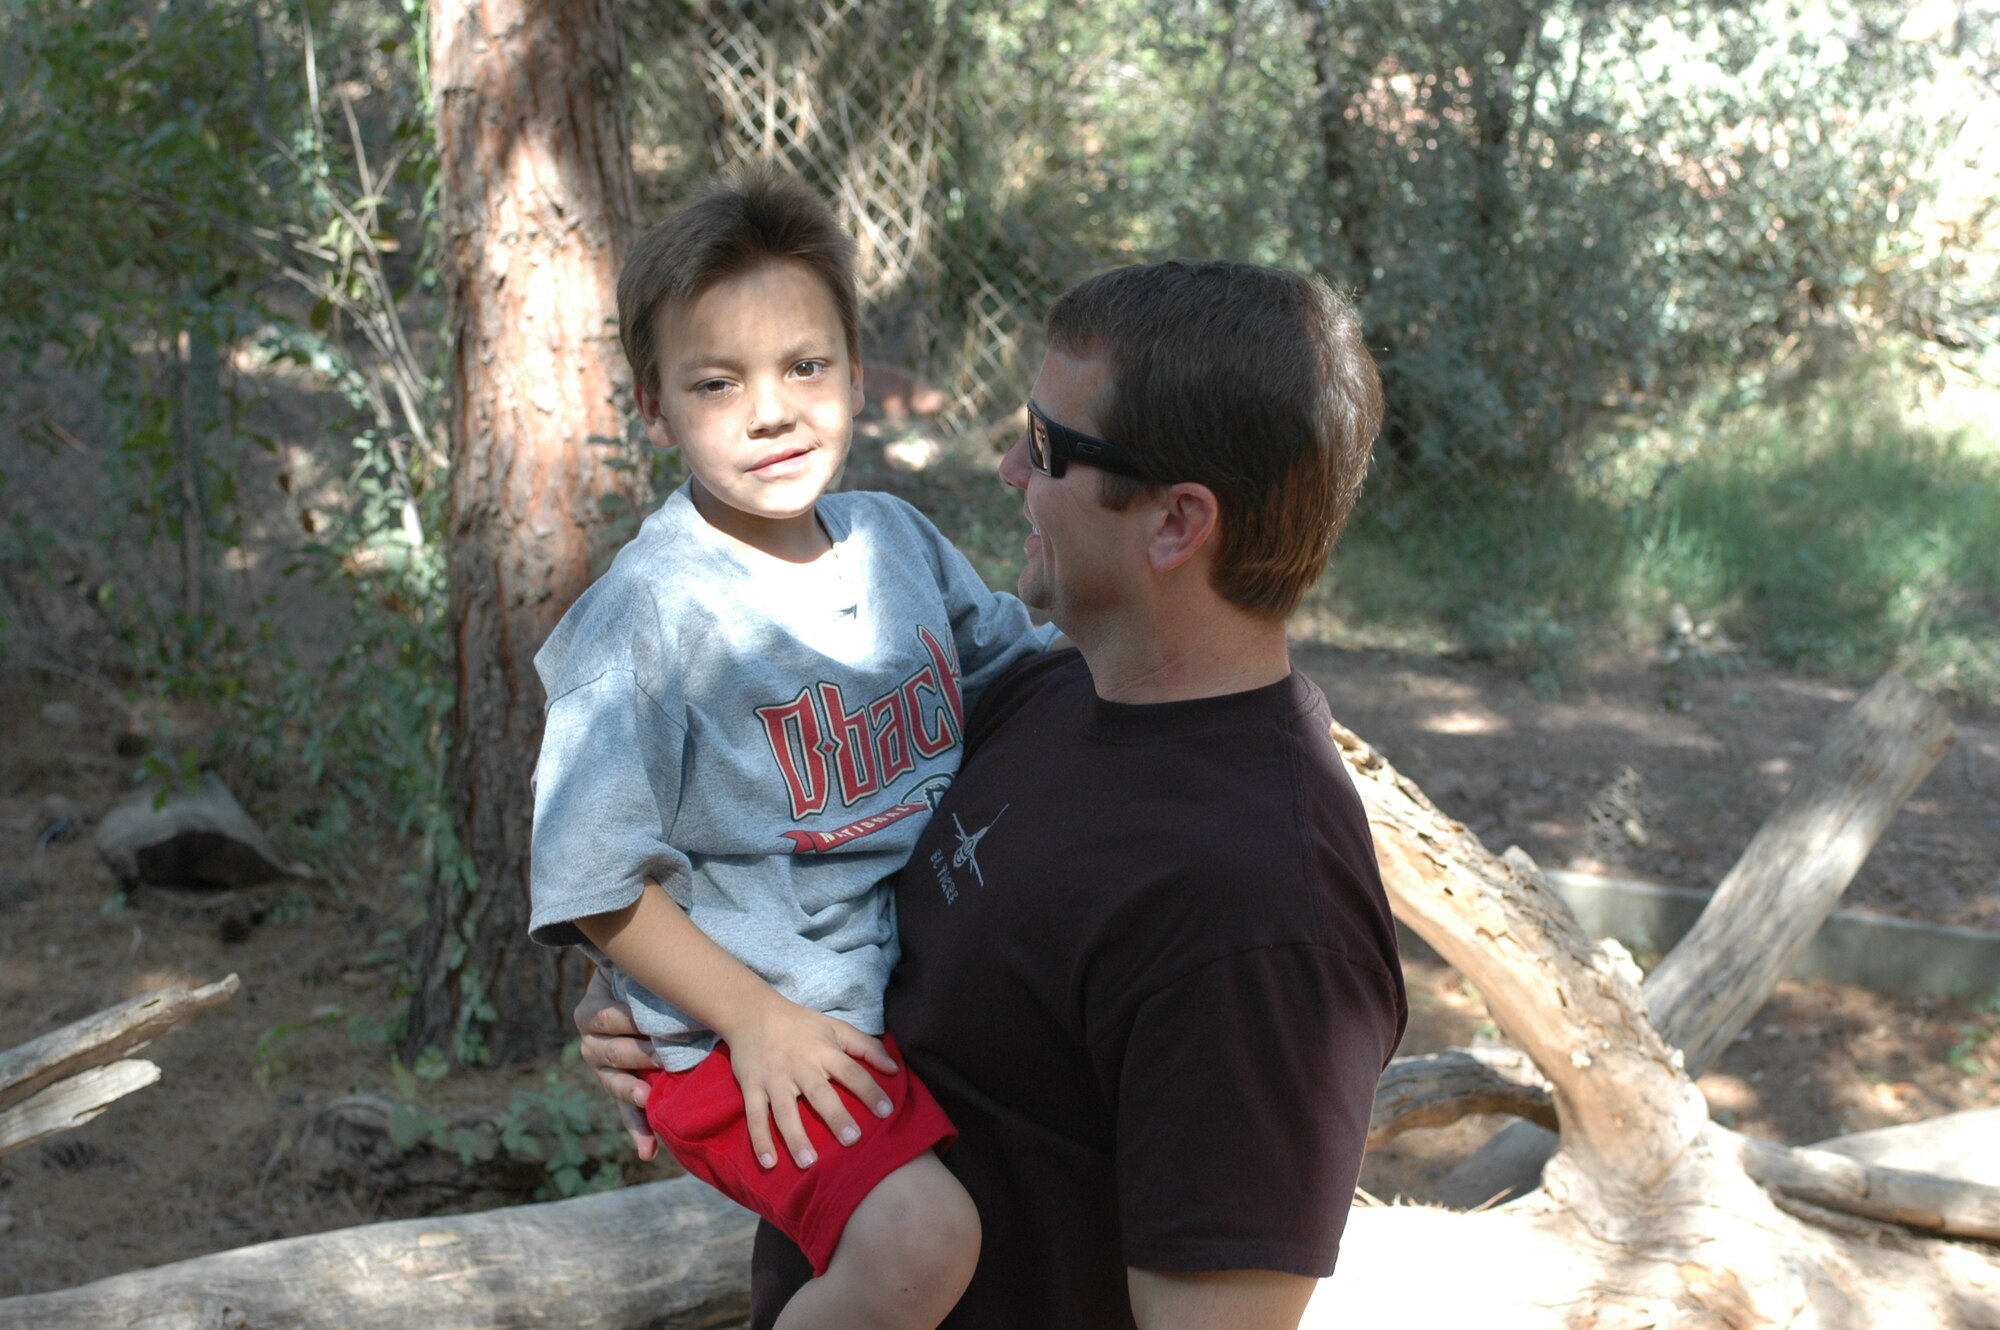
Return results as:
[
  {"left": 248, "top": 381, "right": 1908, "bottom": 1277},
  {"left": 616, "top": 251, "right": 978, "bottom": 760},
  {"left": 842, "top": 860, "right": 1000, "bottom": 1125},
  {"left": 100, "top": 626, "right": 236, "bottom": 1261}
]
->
[
  {"left": 829, "top": 1056, "right": 895, "bottom": 1119},
  {"left": 803, "top": 1080, "right": 862, "bottom": 1148},
  {"left": 743, "top": 1094, "right": 779, "bottom": 1171},
  {"left": 834, "top": 1024, "right": 899, "bottom": 1075},
  {"left": 772, "top": 1097, "right": 817, "bottom": 1170}
]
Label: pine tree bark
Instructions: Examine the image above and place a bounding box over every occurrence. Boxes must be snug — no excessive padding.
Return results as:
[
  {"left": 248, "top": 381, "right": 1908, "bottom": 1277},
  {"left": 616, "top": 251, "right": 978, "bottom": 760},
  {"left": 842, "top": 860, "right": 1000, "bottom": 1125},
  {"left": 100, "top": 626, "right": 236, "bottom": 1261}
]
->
[{"left": 407, "top": 0, "right": 644, "bottom": 1065}]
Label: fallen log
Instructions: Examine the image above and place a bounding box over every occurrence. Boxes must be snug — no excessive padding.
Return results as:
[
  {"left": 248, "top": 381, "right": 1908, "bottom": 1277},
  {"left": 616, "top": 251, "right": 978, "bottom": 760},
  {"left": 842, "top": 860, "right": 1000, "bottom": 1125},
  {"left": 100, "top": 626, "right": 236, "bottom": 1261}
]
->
[
  {"left": 0, "top": 974, "right": 238, "bottom": 1156},
  {"left": 0, "top": 1174, "right": 755, "bottom": 1330},
  {"left": 1433, "top": 672, "right": 1954, "bottom": 1206}
]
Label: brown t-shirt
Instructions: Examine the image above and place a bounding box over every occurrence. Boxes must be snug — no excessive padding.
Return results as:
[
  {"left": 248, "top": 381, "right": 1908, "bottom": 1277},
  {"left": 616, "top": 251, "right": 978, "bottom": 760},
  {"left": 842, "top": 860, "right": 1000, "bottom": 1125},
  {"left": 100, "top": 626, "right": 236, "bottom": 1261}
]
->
[{"left": 750, "top": 649, "right": 1407, "bottom": 1328}]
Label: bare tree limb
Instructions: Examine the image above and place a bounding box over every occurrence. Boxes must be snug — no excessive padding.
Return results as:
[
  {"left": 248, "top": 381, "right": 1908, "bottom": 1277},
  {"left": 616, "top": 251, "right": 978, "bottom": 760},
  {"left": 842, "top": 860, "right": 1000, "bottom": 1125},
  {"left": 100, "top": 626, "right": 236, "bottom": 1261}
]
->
[
  {"left": 0, "top": 1060, "right": 161, "bottom": 1157},
  {"left": 1432, "top": 673, "right": 1953, "bottom": 1207},
  {"left": 0, "top": 975, "right": 238, "bottom": 1117},
  {"left": 1368, "top": 1046, "right": 1555, "bottom": 1150},
  {"left": 1729, "top": 1129, "right": 2000, "bottom": 1244}
]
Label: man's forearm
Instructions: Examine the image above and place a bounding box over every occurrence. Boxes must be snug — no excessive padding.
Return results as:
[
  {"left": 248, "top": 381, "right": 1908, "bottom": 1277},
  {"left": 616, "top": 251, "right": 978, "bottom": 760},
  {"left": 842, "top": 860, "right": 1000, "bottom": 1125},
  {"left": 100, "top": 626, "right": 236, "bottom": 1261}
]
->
[{"left": 1127, "top": 1268, "right": 1317, "bottom": 1330}]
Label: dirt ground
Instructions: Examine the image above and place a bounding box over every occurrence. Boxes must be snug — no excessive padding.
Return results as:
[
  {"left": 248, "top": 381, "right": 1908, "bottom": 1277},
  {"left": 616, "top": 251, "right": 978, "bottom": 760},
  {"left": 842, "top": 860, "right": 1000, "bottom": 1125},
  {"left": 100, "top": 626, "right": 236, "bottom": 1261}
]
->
[{"left": 3, "top": 642, "right": 1996, "bottom": 1298}]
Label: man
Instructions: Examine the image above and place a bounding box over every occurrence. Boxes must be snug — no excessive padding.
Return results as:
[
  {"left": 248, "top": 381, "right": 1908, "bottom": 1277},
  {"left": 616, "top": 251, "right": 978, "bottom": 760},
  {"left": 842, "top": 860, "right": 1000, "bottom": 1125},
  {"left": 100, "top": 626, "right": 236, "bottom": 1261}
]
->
[{"left": 579, "top": 259, "right": 1407, "bottom": 1328}]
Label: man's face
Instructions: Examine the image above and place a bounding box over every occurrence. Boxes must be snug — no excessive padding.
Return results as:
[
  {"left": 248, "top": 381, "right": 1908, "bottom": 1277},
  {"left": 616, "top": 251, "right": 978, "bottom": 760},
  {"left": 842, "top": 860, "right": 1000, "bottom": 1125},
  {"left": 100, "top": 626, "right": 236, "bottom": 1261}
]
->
[
  {"left": 999, "top": 349, "right": 1142, "bottom": 629},
  {"left": 639, "top": 259, "right": 863, "bottom": 554}
]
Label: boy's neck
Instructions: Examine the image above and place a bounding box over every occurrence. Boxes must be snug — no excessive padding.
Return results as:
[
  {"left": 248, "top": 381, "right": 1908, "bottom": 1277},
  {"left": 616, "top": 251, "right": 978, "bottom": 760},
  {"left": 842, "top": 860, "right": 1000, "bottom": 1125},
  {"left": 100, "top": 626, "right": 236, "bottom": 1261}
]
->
[{"left": 687, "top": 479, "right": 833, "bottom": 564}]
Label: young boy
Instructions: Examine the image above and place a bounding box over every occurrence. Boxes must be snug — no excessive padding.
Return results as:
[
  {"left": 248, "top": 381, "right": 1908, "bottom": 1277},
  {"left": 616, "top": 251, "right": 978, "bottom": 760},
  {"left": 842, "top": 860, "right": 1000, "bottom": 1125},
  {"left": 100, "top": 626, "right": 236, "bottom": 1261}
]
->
[{"left": 527, "top": 173, "right": 1050, "bottom": 1327}]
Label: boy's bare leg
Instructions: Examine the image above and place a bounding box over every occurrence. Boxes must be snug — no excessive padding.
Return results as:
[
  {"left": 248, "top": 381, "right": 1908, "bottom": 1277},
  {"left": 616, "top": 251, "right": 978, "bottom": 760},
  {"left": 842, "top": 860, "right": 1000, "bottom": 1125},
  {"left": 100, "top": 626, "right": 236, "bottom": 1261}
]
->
[{"left": 771, "top": 1150, "right": 980, "bottom": 1330}]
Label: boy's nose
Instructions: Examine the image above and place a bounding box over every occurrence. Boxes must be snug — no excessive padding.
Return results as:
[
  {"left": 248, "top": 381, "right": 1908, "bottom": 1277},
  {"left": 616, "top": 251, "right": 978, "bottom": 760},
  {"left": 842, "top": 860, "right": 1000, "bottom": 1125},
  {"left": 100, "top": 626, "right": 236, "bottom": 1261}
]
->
[{"left": 747, "top": 378, "right": 794, "bottom": 432}]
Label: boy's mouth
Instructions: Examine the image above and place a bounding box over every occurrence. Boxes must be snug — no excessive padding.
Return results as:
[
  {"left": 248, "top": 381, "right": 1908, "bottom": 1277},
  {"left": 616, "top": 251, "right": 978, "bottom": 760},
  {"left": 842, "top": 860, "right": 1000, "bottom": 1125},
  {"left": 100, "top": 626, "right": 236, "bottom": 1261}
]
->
[{"left": 749, "top": 446, "right": 813, "bottom": 475}]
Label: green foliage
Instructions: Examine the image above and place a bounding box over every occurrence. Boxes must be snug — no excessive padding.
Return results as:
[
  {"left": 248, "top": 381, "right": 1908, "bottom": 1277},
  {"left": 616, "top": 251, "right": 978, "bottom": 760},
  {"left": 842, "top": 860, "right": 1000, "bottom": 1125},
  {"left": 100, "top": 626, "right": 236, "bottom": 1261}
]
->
[
  {"left": 1, "top": 0, "right": 451, "bottom": 886},
  {"left": 1311, "top": 354, "right": 2000, "bottom": 701},
  {"left": 1632, "top": 380, "right": 2000, "bottom": 698},
  {"left": 384, "top": 1043, "right": 630, "bottom": 1199},
  {"left": 874, "top": 0, "right": 2000, "bottom": 480}
]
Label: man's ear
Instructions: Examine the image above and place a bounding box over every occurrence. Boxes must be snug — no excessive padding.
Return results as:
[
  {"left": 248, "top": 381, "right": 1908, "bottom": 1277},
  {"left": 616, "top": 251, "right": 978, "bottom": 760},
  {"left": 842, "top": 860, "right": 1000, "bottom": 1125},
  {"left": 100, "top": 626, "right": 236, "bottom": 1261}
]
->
[
  {"left": 636, "top": 383, "right": 677, "bottom": 451},
  {"left": 1146, "top": 482, "right": 1220, "bottom": 575}
]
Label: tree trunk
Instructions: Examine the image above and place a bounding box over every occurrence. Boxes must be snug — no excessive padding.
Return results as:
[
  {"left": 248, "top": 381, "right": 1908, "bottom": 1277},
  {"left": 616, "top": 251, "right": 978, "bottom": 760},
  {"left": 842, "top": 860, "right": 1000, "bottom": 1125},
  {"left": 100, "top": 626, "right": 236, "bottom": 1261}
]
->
[{"left": 406, "top": 0, "right": 645, "bottom": 1066}]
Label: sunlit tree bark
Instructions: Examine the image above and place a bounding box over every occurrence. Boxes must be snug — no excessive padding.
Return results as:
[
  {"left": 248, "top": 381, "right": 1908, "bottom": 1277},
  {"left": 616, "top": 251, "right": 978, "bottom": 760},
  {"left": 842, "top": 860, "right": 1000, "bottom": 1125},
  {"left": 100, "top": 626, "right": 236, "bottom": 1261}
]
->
[{"left": 406, "top": 0, "right": 643, "bottom": 1065}]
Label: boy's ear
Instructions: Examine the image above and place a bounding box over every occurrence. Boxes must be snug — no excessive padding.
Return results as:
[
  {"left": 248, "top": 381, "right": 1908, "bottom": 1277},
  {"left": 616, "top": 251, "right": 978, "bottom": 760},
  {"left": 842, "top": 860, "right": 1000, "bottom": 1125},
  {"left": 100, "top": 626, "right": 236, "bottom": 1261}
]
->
[
  {"left": 849, "top": 356, "right": 865, "bottom": 417},
  {"left": 636, "top": 382, "right": 678, "bottom": 451}
]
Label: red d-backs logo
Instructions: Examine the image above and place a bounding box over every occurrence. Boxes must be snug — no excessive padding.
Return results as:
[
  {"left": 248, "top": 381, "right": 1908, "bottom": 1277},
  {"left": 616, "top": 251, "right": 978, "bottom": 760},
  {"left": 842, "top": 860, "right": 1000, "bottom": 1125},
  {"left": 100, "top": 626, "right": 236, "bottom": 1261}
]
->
[{"left": 755, "top": 625, "right": 963, "bottom": 821}]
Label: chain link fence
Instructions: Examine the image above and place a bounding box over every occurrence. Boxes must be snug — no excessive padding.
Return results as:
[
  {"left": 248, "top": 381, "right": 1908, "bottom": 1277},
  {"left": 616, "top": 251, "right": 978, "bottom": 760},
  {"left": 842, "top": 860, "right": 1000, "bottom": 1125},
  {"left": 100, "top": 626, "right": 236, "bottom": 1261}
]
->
[{"left": 633, "top": 0, "right": 1061, "bottom": 436}]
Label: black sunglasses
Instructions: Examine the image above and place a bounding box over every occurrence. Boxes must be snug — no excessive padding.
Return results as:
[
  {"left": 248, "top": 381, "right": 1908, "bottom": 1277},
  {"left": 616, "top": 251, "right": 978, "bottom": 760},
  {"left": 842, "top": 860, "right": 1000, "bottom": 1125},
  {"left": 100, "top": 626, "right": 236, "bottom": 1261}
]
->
[{"left": 1025, "top": 400, "right": 1151, "bottom": 480}]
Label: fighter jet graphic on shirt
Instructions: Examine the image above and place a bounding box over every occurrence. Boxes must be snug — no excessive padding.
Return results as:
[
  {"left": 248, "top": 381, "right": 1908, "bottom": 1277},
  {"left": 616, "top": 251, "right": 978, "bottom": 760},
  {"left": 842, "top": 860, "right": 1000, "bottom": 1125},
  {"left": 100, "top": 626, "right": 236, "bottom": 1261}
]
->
[{"left": 950, "top": 805, "right": 1007, "bottom": 888}]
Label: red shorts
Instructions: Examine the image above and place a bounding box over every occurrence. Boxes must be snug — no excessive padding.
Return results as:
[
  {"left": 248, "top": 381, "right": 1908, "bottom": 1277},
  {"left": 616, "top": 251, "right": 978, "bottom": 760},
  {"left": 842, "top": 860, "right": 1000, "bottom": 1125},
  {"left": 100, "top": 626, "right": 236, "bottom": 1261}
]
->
[{"left": 644, "top": 1033, "right": 955, "bottom": 1276}]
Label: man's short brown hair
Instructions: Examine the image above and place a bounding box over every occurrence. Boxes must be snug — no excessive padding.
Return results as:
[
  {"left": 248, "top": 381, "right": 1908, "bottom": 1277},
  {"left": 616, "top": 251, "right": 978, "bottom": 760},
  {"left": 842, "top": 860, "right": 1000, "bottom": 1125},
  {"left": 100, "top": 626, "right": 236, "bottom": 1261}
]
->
[
  {"left": 617, "top": 170, "right": 860, "bottom": 401},
  {"left": 1045, "top": 260, "right": 1382, "bottom": 621}
]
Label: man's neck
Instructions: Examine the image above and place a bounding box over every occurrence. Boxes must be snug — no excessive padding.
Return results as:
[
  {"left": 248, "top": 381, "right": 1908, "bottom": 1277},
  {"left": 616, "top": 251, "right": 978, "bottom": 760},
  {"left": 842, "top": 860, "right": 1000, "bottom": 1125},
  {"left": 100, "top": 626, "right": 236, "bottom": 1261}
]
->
[{"left": 1076, "top": 601, "right": 1293, "bottom": 704}]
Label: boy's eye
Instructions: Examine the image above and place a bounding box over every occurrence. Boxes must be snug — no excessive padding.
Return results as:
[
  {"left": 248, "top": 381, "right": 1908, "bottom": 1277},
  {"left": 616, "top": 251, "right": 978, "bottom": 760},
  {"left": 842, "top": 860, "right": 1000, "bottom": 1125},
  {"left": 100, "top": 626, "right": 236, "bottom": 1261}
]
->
[
  {"left": 791, "top": 359, "right": 828, "bottom": 380},
  {"left": 693, "top": 379, "right": 731, "bottom": 396}
]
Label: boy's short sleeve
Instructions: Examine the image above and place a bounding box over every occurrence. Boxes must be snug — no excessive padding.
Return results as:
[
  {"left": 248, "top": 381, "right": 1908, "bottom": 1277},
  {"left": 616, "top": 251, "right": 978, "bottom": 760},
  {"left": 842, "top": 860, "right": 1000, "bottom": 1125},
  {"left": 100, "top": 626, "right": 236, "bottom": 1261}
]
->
[
  {"left": 1100, "top": 943, "right": 1403, "bottom": 1278},
  {"left": 899, "top": 499, "right": 1057, "bottom": 709},
  {"left": 528, "top": 669, "right": 694, "bottom": 947}
]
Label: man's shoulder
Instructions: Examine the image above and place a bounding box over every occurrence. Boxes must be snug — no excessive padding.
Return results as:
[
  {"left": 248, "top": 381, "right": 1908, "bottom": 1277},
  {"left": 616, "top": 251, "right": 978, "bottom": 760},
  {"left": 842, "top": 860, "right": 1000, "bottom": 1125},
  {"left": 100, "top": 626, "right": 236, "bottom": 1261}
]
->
[{"left": 962, "top": 646, "right": 1084, "bottom": 743}]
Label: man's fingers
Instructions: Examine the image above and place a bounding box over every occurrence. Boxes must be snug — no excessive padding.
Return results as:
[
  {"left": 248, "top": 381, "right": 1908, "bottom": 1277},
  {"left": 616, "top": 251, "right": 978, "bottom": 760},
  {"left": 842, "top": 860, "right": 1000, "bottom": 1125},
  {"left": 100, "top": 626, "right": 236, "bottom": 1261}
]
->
[
  {"left": 804, "top": 1080, "right": 863, "bottom": 1148},
  {"left": 618, "top": 1100, "right": 658, "bottom": 1162},
  {"left": 578, "top": 1000, "right": 647, "bottom": 1039},
  {"left": 591, "top": 1065, "right": 652, "bottom": 1110},
  {"left": 829, "top": 1054, "right": 895, "bottom": 1120},
  {"left": 744, "top": 1094, "right": 780, "bottom": 1171},
  {"left": 580, "top": 1031, "right": 659, "bottom": 1074}
]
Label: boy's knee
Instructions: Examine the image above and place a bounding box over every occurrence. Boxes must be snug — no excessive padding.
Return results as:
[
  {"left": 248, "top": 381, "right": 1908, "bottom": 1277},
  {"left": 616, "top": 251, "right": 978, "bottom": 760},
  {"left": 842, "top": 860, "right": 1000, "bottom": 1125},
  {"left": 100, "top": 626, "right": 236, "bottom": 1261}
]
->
[{"left": 849, "top": 1160, "right": 981, "bottom": 1292}]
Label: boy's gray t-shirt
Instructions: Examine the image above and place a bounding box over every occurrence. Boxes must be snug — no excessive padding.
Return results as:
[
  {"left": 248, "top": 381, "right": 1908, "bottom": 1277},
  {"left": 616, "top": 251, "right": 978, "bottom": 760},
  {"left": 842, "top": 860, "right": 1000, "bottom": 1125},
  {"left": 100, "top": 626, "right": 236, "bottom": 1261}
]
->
[{"left": 529, "top": 484, "right": 1053, "bottom": 1069}]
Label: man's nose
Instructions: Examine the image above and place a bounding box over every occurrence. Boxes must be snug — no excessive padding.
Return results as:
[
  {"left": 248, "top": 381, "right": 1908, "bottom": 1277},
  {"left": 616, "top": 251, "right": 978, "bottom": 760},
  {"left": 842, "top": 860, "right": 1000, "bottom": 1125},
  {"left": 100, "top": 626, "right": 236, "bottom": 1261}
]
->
[{"left": 998, "top": 433, "right": 1030, "bottom": 490}]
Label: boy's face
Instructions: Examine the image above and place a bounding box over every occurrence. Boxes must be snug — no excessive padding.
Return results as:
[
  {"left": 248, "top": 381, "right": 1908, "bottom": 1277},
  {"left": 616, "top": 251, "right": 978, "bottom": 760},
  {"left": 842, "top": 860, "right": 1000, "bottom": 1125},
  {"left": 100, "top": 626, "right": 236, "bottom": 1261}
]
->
[{"left": 638, "top": 258, "right": 863, "bottom": 555}]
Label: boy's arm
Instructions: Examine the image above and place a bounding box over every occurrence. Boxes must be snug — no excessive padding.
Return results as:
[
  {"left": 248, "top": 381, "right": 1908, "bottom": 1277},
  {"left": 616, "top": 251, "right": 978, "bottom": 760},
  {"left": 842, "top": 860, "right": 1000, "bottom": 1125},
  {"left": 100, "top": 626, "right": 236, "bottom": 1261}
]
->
[{"left": 576, "top": 882, "right": 896, "bottom": 1170}]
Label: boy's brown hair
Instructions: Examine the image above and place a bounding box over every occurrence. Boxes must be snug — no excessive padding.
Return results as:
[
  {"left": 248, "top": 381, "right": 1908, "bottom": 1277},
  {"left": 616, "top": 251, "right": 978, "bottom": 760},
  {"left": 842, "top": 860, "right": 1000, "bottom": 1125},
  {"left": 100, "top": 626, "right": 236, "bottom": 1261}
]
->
[
  {"left": 1045, "top": 260, "right": 1383, "bottom": 622},
  {"left": 618, "top": 169, "right": 860, "bottom": 401}
]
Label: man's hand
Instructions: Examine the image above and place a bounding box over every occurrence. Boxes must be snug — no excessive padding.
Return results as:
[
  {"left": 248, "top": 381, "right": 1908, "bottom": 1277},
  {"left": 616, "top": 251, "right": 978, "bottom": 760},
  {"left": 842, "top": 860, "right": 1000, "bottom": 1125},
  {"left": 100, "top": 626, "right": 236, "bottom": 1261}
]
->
[
  {"left": 1127, "top": 1268, "right": 1317, "bottom": 1330},
  {"left": 718, "top": 993, "right": 898, "bottom": 1171},
  {"left": 574, "top": 967, "right": 663, "bottom": 1161}
]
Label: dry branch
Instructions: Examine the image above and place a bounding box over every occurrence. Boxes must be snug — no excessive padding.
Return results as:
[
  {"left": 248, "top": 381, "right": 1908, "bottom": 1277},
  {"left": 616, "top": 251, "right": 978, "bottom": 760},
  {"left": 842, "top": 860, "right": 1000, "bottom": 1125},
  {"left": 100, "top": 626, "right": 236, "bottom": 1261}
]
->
[
  {"left": 1367, "top": 1046, "right": 1554, "bottom": 1150},
  {"left": 1330, "top": 721, "right": 1707, "bottom": 1196},
  {"left": 0, "top": 1060, "right": 160, "bottom": 1157},
  {"left": 0, "top": 1174, "right": 754, "bottom": 1330},
  {"left": 1432, "top": 674, "right": 1953, "bottom": 1206},
  {"left": 1731, "top": 1131, "right": 2000, "bottom": 1244},
  {"left": 1646, "top": 673, "right": 1954, "bottom": 1070},
  {"left": 0, "top": 974, "right": 239, "bottom": 1116}
]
